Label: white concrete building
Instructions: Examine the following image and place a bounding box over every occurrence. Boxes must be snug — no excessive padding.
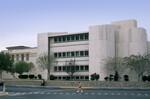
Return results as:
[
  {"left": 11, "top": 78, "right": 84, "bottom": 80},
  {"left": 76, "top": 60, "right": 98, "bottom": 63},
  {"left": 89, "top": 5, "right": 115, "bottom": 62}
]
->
[{"left": 4, "top": 19, "right": 149, "bottom": 81}]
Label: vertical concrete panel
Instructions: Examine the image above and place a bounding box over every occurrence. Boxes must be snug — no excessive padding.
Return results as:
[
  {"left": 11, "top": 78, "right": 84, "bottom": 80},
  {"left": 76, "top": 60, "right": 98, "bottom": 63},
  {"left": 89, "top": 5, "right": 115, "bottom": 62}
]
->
[{"left": 89, "top": 25, "right": 116, "bottom": 80}]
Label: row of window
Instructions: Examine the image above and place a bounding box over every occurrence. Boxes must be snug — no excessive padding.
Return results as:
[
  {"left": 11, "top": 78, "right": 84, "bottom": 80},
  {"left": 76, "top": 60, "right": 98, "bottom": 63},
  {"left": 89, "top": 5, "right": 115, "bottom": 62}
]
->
[
  {"left": 54, "top": 33, "right": 89, "bottom": 43},
  {"left": 12, "top": 54, "right": 29, "bottom": 61},
  {"left": 54, "top": 76, "right": 89, "bottom": 80},
  {"left": 54, "top": 65, "right": 89, "bottom": 72},
  {"left": 54, "top": 50, "right": 89, "bottom": 58}
]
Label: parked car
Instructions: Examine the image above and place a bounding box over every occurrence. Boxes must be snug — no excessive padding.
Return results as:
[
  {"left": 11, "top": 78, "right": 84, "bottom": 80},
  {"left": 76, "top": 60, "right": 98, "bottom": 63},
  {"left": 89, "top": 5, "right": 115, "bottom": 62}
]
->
[{"left": 0, "top": 79, "right": 4, "bottom": 86}]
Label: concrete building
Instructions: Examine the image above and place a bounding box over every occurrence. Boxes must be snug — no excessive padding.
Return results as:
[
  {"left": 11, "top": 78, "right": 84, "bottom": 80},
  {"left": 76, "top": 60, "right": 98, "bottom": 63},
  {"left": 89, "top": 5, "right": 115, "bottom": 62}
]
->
[{"left": 4, "top": 19, "right": 149, "bottom": 81}]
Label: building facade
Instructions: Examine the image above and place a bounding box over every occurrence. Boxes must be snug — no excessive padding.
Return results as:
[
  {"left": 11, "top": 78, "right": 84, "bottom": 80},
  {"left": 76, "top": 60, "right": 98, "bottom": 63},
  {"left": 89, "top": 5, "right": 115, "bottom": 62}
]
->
[{"left": 4, "top": 19, "right": 149, "bottom": 81}]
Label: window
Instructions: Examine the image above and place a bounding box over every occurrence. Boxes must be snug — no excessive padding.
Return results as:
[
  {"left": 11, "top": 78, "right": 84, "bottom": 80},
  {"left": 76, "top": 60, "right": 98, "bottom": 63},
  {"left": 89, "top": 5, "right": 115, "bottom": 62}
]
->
[
  {"left": 76, "top": 66, "right": 79, "bottom": 71},
  {"left": 26, "top": 54, "right": 29, "bottom": 61},
  {"left": 85, "top": 51, "right": 89, "bottom": 56},
  {"left": 58, "top": 37, "right": 62, "bottom": 42},
  {"left": 54, "top": 37, "right": 58, "bottom": 42},
  {"left": 67, "top": 52, "right": 70, "bottom": 57},
  {"left": 63, "top": 52, "right": 66, "bottom": 57},
  {"left": 62, "top": 36, "right": 66, "bottom": 42},
  {"left": 71, "top": 35, "right": 74, "bottom": 41},
  {"left": 80, "top": 34, "right": 84, "bottom": 40},
  {"left": 76, "top": 51, "right": 79, "bottom": 57},
  {"left": 76, "top": 76, "right": 79, "bottom": 80},
  {"left": 85, "top": 65, "right": 89, "bottom": 71},
  {"left": 67, "top": 36, "right": 70, "bottom": 41},
  {"left": 80, "top": 76, "right": 84, "bottom": 79},
  {"left": 75, "top": 35, "right": 79, "bottom": 40},
  {"left": 63, "top": 66, "right": 66, "bottom": 71},
  {"left": 21, "top": 54, "right": 24, "bottom": 61},
  {"left": 85, "top": 34, "right": 89, "bottom": 40},
  {"left": 54, "top": 67, "right": 57, "bottom": 71},
  {"left": 54, "top": 53, "right": 57, "bottom": 58},
  {"left": 85, "top": 76, "right": 89, "bottom": 80},
  {"left": 58, "top": 66, "right": 62, "bottom": 71},
  {"left": 58, "top": 53, "right": 62, "bottom": 57},
  {"left": 16, "top": 54, "right": 19, "bottom": 61},
  {"left": 71, "top": 52, "right": 74, "bottom": 57},
  {"left": 80, "top": 66, "right": 84, "bottom": 71},
  {"left": 12, "top": 55, "right": 14, "bottom": 61},
  {"left": 80, "top": 51, "right": 84, "bottom": 56}
]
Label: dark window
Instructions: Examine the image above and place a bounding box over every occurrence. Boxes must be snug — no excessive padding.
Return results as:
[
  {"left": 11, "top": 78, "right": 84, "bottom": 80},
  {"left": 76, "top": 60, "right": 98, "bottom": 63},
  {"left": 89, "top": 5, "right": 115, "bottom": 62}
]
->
[
  {"left": 21, "top": 54, "right": 24, "bottom": 61},
  {"left": 85, "top": 65, "right": 89, "bottom": 71},
  {"left": 76, "top": 51, "right": 79, "bottom": 57},
  {"left": 76, "top": 76, "right": 79, "bottom": 80},
  {"left": 12, "top": 55, "right": 14, "bottom": 61},
  {"left": 16, "top": 54, "right": 19, "bottom": 61},
  {"left": 71, "top": 35, "right": 74, "bottom": 41},
  {"left": 58, "top": 37, "right": 62, "bottom": 42},
  {"left": 75, "top": 35, "right": 79, "bottom": 40},
  {"left": 54, "top": 67, "right": 57, "bottom": 71},
  {"left": 67, "top": 52, "right": 70, "bottom": 57},
  {"left": 85, "top": 34, "right": 89, "bottom": 40},
  {"left": 26, "top": 54, "right": 29, "bottom": 61},
  {"left": 76, "top": 66, "right": 79, "bottom": 71},
  {"left": 71, "top": 52, "right": 74, "bottom": 57},
  {"left": 63, "top": 52, "right": 66, "bottom": 57},
  {"left": 58, "top": 76, "right": 61, "bottom": 80},
  {"left": 63, "top": 66, "right": 66, "bottom": 71},
  {"left": 67, "top": 36, "right": 70, "bottom": 41},
  {"left": 54, "top": 53, "right": 57, "bottom": 58},
  {"left": 58, "top": 53, "right": 62, "bottom": 57},
  {"left": 85, "top": 76, "right": 89, "bottom": 80},
  {"left": 80, "top": 34, "right": 84, "bottom": 40},
  {"left": 62, "top": 36, "right": 66, "bottom": 42},
  {"left": 80, "top": 51, "right": 84, "bottom": 56},
  {"left": 80, "top": 66, "right": 84, "bottom": 71},
  {"left": 80, "top": 76, "right": 84, "bottom": 79},
  {"left": 54, "top": 37, "right": 58, "bottom": 42},
  {"left": 85, "top": 51, "right": 89, "bottom": 56},
  {"left": 58, "top": 66, "right": 62, "bottom": 71}
]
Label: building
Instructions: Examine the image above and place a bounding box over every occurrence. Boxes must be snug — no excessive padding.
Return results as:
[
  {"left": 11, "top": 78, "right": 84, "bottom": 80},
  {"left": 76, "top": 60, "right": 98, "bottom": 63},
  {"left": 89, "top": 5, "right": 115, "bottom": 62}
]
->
[{"left": 3, "top": 19, "right": 149, "bottom": 81}]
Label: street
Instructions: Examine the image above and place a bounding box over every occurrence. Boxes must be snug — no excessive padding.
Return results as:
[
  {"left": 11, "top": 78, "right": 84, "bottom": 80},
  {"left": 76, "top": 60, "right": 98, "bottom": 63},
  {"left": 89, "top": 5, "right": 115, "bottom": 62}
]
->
[{"left": 0, "top": 86, "right": 150, "bottom": 99}]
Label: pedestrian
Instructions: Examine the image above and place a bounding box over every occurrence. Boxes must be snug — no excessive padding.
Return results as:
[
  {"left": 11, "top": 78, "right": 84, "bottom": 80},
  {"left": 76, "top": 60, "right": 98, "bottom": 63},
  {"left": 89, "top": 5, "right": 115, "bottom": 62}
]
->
[
  {"left": 41, "top": 79, "right": 46, "bottom": 86},
  {"left": 76, "top": 82, "right": 83, "bottom": 94}
]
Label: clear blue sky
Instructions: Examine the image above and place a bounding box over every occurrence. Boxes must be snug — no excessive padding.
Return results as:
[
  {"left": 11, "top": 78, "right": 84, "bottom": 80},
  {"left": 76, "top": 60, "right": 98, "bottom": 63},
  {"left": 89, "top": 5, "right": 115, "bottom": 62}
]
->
[{"left": 0, "top": 0, "right": 150, "bottom": 51}]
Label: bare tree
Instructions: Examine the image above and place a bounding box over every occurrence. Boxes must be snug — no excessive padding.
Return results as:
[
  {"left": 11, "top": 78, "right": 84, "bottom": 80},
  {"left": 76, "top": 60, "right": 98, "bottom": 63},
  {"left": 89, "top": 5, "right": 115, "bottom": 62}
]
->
[
  {"left": 124, "top": 54, "right": 150, "bottom": 82},
  {"left": 105, "top": 57, "right": 128, "bottom": 81},
  {"left": 64, "top": 59, "right": 77, "bottom": 80},
  {"left": 36, "top": 52, "right": 57, "bottom": 80}
]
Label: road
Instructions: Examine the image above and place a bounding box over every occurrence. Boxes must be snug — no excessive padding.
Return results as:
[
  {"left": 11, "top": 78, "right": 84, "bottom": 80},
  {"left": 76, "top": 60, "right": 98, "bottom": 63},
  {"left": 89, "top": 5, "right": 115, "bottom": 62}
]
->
[{"left": 0, "top": 86, "right": 150, "bottom": 99}]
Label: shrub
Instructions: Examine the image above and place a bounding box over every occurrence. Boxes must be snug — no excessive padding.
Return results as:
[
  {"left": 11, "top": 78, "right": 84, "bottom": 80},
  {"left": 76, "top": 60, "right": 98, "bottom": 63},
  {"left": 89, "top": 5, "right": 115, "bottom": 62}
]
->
[
  {"left": 50, "top": 75, "right": 55, "bottom": 80},
  {"left": 29, "top": 75, "right": 35, "bottom": 79},
  {"left": 148, "top": 76, "right": 150, "bottom": 82},
  {"left": 124, "top": 75, "right": 129, "bottom": 81},
  {"left": 38, "top": 74, "right": 42, "bottom": 80},
  {"left": 90, "top": 73, "right": 100, "bottom": 81},
  {"left": 104, "top": 77, "right": 109, "bottom": 81},
  {"left": 109, "top": 75, "right": 114, "bottom": 81}
]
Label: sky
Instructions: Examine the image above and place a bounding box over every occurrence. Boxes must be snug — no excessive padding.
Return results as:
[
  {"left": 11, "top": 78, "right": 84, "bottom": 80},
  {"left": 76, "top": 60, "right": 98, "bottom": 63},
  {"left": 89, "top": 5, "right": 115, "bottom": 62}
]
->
[{"left": 0, "top": 0, "right": 150, "bottom": 51}]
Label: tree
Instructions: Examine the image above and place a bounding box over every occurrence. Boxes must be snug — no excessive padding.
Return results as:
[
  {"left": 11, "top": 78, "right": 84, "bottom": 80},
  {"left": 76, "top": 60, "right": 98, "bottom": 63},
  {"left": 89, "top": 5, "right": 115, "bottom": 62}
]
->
[
  {"left": 14, "top": 61, "right": 34, "bottom": 75},
  {"left": 124, "top": 54, "right": 150, "bottom": 82},
  {"left": 0, "top": 51, "right": 14, "bottom": 79},
  {"left": 64, "top": 59, "right": 77, "bottom": 80},
  {"left": 105, "top": 57, "right": 127, "bottom": 81},
  {"left": 36, "top": 53, "right": 56, "bottom": 80}
]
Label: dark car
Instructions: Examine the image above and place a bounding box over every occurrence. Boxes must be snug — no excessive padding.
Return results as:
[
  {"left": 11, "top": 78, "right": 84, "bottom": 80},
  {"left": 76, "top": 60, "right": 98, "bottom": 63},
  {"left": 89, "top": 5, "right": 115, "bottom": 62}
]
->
[{"left": 0, "top": 79, "right": 4, "bottom": 86}]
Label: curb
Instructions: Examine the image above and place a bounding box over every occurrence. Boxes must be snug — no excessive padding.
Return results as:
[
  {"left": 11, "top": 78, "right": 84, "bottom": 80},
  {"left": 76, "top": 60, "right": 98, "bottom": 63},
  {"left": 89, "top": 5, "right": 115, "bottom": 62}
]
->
[{"left": 0, "top": 92, "right": 9, "bottom": 96}]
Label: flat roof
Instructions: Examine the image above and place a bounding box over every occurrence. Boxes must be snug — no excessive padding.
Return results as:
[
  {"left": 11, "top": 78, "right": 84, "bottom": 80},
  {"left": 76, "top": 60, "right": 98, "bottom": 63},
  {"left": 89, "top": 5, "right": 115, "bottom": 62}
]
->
[{"left": 6, "top": 46, "right": 31, "bottom": 50}]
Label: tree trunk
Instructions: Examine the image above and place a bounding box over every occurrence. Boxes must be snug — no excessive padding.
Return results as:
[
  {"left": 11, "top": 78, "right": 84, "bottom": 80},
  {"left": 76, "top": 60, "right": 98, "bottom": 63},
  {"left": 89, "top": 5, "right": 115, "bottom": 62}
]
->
[
  {"left": 0, "top": 70, "right": 2, "bottom": 79},
  {"left": 47, "top": 69, "right": 50, "bottom": 80}
]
